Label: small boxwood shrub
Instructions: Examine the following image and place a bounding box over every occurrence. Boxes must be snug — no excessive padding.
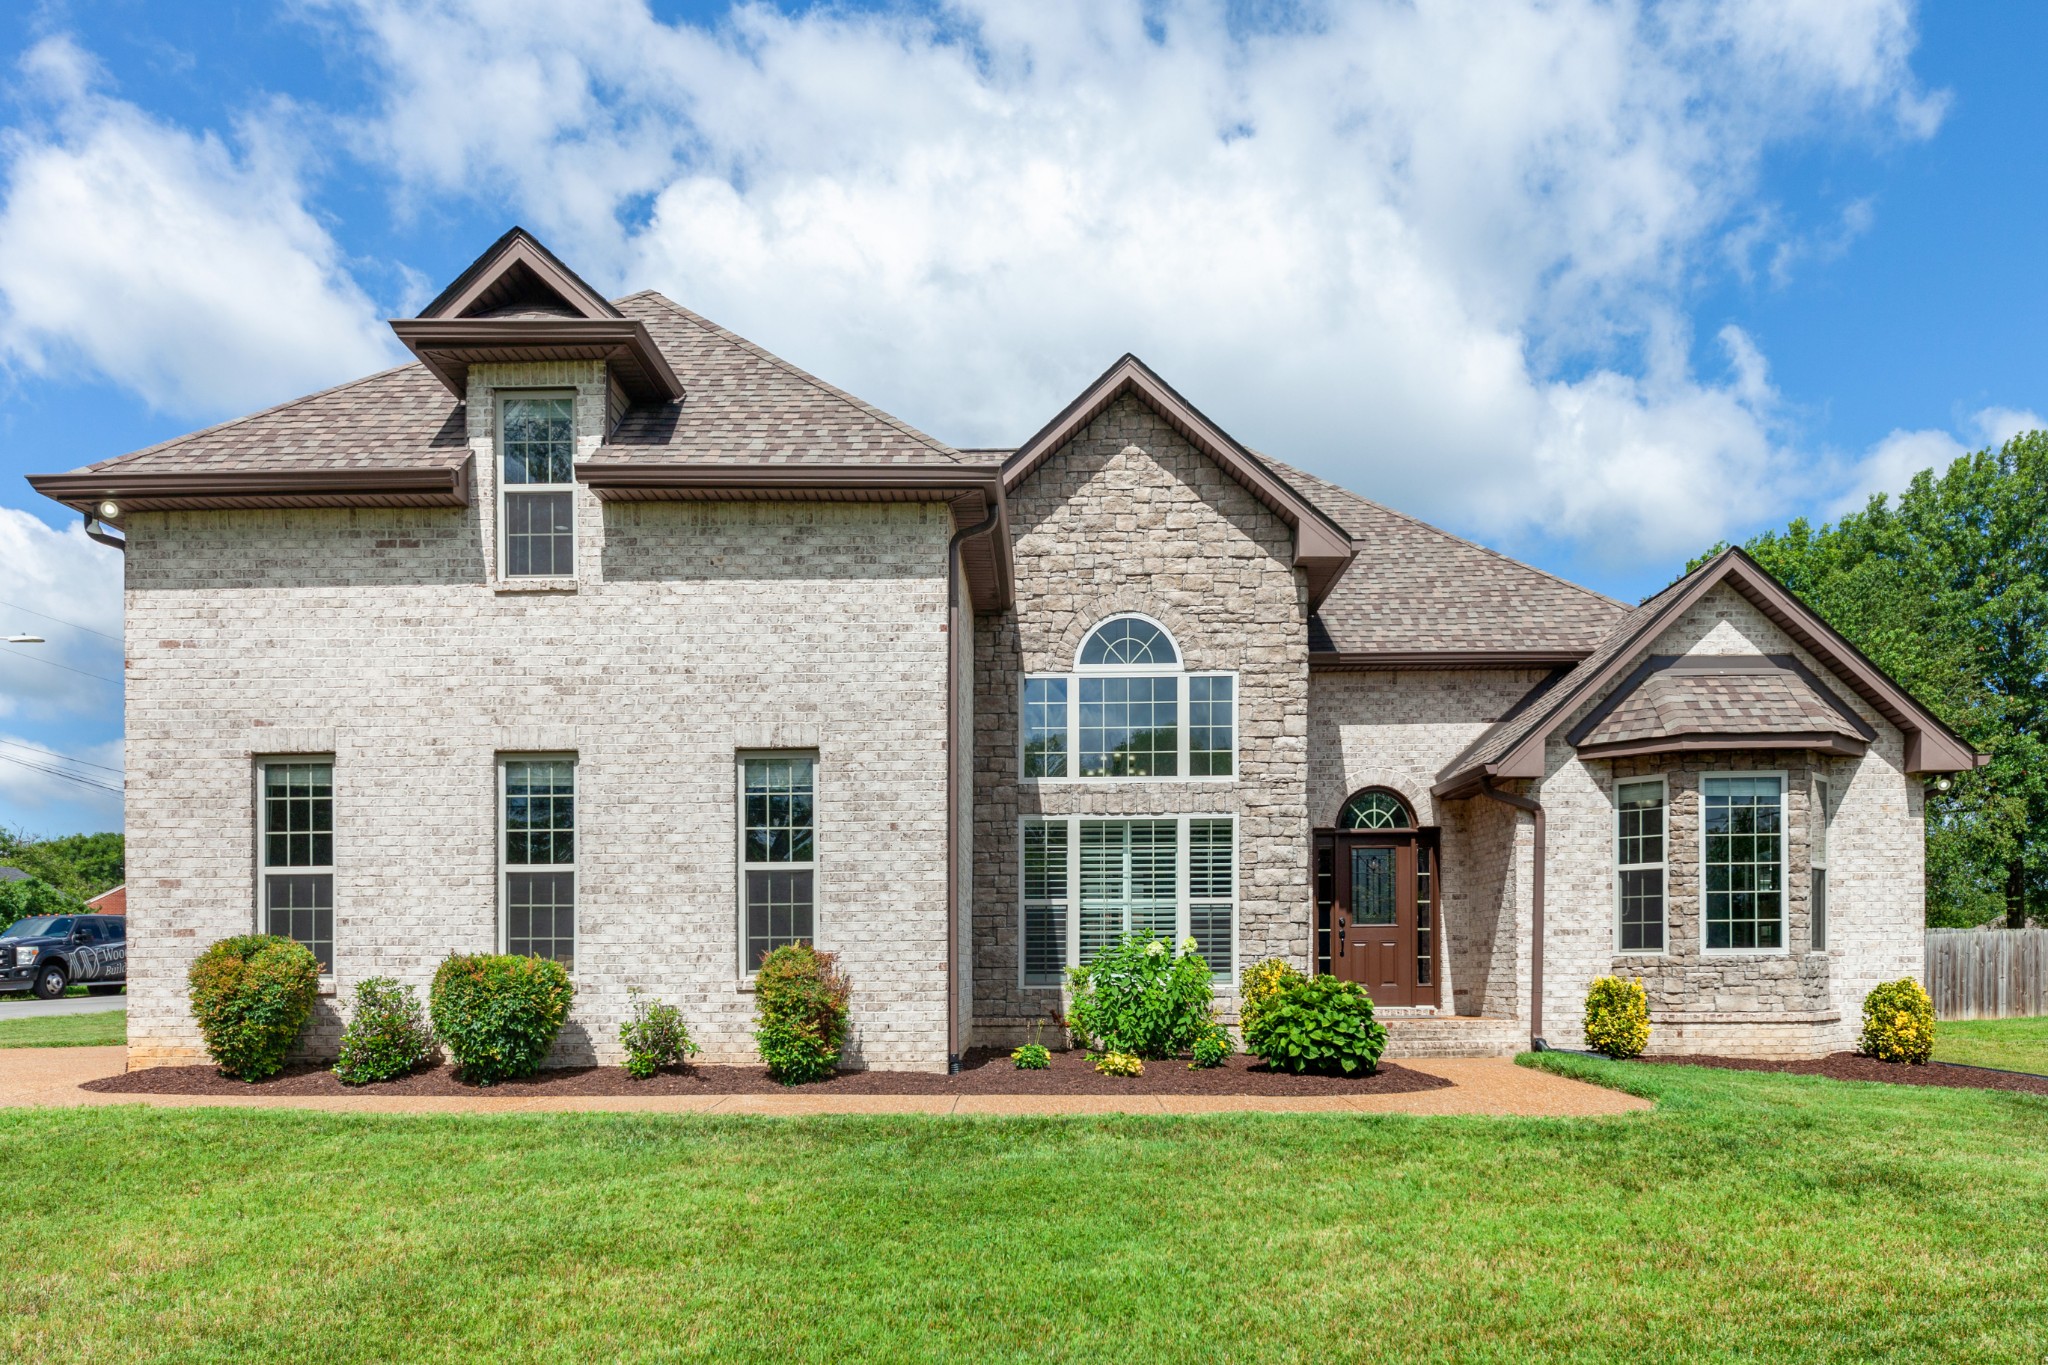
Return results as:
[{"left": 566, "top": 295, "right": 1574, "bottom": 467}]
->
[
  {"left": 429, "top": 954, "right": 573, "bottom": 1086},
  {"left": 188, "top": 934, "right": 320, "bottom": 1081},
  {"left": 1239, "top": 958, "right": 1305, "bottom": 1037},
  {"left": 1011, "top": 1043, "right": 1052, "bottom": 1070},
  {"left": 1583, "top": 975, "right": 1651, "bottom": 1059},
  {"left": 1094, "top": 1051, "right": 1144, "bottom": 1077},
  {"left": 1860, "top": 978, "right": 1935, "bottom": 1064},
  {"left": 333, "top": 977, "right": 434, "bottom": 1085},
  {"left": 1243, "top": 974, "right": 1387, "bottom": 1076},
  {"left": 754, "top": 943, "right": 851, "bottom": 1084},
  {"left": 1189, "top": 1022, "right": 1231, "bottom": 1070},
  {"left": 619, "top": 990, "right": 699, "bottom": 1079},
  {"left": 1065, "top": 935, "right": 1215, "bottom": 1059}
]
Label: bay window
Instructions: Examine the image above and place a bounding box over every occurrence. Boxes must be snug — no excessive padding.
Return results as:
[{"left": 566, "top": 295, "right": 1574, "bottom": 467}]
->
[
  {"left": 1702, "top": 774, "right": 1785, "bottom": 952},
  {"left": 1615, "top": 779, "right": 1666, "bottom": 953}
]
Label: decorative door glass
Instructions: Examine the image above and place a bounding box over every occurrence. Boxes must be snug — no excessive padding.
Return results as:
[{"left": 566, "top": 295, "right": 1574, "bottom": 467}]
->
[{"left": 1351, "top": 846, "right": 1397, "bottom": 925}]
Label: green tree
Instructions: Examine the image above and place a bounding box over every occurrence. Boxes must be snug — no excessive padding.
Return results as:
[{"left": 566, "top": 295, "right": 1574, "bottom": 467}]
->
[
  {"left": 1695, "top": 431, "right": 2048, "bottom": 926},
  {"left": 0, "top": 831, "right": 124, "bottom": 901},
  {"left": 0, "top": 874, "right": 86, "bottom": 928}
]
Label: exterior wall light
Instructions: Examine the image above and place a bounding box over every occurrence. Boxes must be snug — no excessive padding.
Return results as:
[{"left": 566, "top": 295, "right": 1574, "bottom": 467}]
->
[{"left": 97, "top": 500, "right": 121, "bottom": 520}]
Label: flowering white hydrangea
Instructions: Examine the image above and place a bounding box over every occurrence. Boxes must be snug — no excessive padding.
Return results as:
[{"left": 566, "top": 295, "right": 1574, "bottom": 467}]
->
[
  {"left": 1144, "top": 940, "right": 1166, "bottom": 957},
  {"left": 1179, "top": 936, "right": 1199, "bottom": 956}
]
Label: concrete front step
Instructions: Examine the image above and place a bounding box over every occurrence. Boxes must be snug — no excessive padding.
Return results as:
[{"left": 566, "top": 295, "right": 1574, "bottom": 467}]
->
[{"left": 1380, "top": 1015, "right": 1528, "bottom": 1059}]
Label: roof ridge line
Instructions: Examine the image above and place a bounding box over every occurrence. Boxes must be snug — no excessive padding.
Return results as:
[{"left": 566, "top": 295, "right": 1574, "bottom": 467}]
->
[
  {"left": 624, "top": 292, "right": 965, "bottom": 463},
  {"left": 87, "top": 361, "right": 430, "bottom": 473}
]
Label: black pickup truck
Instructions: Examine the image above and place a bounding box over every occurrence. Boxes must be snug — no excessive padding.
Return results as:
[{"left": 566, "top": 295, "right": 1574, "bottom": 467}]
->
[{"left": 0, "top": 914, "right": 127, "bottom": 1000}]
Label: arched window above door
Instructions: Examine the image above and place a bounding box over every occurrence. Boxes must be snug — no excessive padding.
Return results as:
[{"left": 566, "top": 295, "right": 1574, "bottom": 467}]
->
[{"left": 1340, "top": 788, "right": 1415, "bottom": 830}]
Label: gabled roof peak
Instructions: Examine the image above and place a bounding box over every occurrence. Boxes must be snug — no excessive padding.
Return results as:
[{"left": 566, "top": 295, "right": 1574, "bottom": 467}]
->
[{"left": 417, "top": 227, "right": 622, "bottom": 322}]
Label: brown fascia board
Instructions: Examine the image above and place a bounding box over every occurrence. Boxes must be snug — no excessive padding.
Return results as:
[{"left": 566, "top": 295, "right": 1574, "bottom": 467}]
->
[
  {"left": 1311, "top": 649, "right": 1591, "bottom": 671},
  {"left": 26, "top": 462, "right": 470, "bottom": 521},
  {"left": 1574, "top": 733, "right": 1871, "bottom": 761},
  {"left": 1002, "top": 354, "right": 1357, "bottom": 607},
  {"left": 418, "top": 228, "right": 622, "bottom": 321},
  {"left": 389, "top": 318, "right": 684, "bottom": 404}
]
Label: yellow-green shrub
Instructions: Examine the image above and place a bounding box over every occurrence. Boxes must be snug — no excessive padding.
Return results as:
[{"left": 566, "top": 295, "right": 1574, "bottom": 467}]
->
[
  {"left": 1859, "top": 979, "right": 1935, "bottom": 1064},
  {"left": 1239, "top": 958, "right": 1305, "bottom": 1037},
  {"left": 1583, "top": 975, "right": 1650, "bottom": 1059},
  {"left": 1093, "top": 1051, "right": 1144, "bottom": 1077}
]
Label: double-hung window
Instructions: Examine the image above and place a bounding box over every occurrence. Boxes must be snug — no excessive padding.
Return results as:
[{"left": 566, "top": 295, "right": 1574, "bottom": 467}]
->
[
  {"left": 1615, "top": 779, "right": 1666, "bottom": 953},
  {"left": 503, "top": 758, "right": 576, "bottom": 966},
  {"left": 1023, "top": 616, "right": 1234, "bottom": 781},
  {"left": 1020, "top": 814, "right": 1237, "bottom": 985},
  {"left": 741, "top": 754, "right": 816, "bottom": 971},
  {"left": 500, "top": 394, "right": 576, "bottom": 577},
  {"left": 260, "top": 761, "right": 333, "bottom": 973},
  {"left": 1703, "top": 774, "right": 1785, "bottom": 951},
  {"left": 1811, "top": 776, "right": 1831, "bottom": 951}
]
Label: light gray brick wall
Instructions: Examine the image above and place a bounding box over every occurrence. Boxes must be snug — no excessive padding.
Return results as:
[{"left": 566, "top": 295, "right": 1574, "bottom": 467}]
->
[
  {"left": 121, "top": 360, "right": 956, "bottom": 1072},
  {"left": 970, "top": 394, "right": 1310, "bottom": 1041}
]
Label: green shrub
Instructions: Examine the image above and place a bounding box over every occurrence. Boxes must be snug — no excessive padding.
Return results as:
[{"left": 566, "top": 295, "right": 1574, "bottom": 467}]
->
[
  {"left": 1189, "top": 1022, "right": 1232, "bottom": 1070},
  {"left": 187, "top": 934, "right": 320, "bottom": 1081},
  {"left": 1240, "top": 958, "right": 1305, "bottom": 1038},
  {"left": 1242, "top": 974, "right": 1387, "bottom": 1076},
  {"left": 0, "top": 873, "right": 84, "bottom": 928},
  {"left": 1011, "top": 1043, "right": 1052, "bottom": 1070},
  {"left": 1065, "top": 935, "right": 1215, "bottom": 1059},
  {"left": 619, "top": 990, "right": 698, "bottom": 1079},
  {"left": 333, "top": 977, "right": 434, "bottom": 1085},
  {"left": 1094, "top": 1051, "right": 1144, "bottom": 1077},
  {"left": 754, "top": 943, "right": 851, "bottom": 1084},
  {"left": 429, "top": 954, "right": 573, "bottom": 1086},
  {"left": 1860, "top": 978, "right": 1935, "bottom": 1064},
  {"left": 1583, "top": 975, "right": 1651, "bottom": 1059}
]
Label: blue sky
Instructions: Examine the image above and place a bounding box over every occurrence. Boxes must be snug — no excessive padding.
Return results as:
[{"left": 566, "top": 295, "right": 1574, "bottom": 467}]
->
[{"left": 0, "top": 0, "right": 2041, "bottom": 838}]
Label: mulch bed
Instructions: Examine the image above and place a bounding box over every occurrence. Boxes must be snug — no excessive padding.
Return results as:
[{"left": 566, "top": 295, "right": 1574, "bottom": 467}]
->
[
  {"left": 1638, "top": 1051, "right": 2048, "bottom": 1097},
  {"left": 83, "top": 1047, "right": 1450, "bottom": 1099}
]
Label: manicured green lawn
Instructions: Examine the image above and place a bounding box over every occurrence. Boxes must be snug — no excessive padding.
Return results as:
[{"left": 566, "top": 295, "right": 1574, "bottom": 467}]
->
[
  {"left": 0, "top": 1055, "right": 2042, "bottom": 1362},
  {"left": 0, "top": 1007, "right": 125, "bottom": 1048},
  {"left": 1934, "top": 1015, "right": 2048, "bottom": 1074}
]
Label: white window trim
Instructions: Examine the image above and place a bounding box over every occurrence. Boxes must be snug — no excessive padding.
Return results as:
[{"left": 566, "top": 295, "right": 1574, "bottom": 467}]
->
[
  {"left": 1812, "top": 773, "right": 1832, "bottom": 952},
  {"left": 254, "top": 756, "right": 336, "bottom": 979},
  {"left": 498, "top": 753, "right": 578, "bottom": 969},
  {"left": 1016, "top": 812, "right": 1239, "bottom": 991},
  {"left": 496, "top": 389, "right": 578, "bottom": 581},
  {"left": 1020, "top": 670, "right": 1239, "bottom": 784},
  {"left": 1699, "top": 769, "right": 1789, "bottom": 957},
  {"left": 1612, "top": 776, "right": 1668, "bottom": 956},
  {"left": 736, "top": 750, "right": 820, "bottom": 980},
  {"left": 1074, "top": 612, "right": 1182, "bottom": 672}
]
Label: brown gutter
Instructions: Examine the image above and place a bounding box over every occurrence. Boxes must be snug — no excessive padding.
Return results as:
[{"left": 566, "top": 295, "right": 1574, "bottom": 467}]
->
[
  {"left": 1310, "top": 649, "right": 1590, "bottom": 671},
  {"left": 1480, "top": 776, "right": 1546, "bottom": 1051},
  {"left": 27, "top": 463, "right": 471, "bottom": 519},
  {"left": 577, "top": 461, "right": 1002, "bottom": 497},
  {"left": 944, "top": 498, "right": 1004, "bottom": 1074}
]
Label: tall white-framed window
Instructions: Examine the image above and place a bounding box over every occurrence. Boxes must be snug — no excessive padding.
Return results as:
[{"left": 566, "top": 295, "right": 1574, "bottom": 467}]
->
[
  {"left": 498, "top": 392, "right": 577, "bottom": 578},
  {"left": 740, "top": 753, "right": 817, "bottom": 972},
  {"left": 1022, "top": 614, "right": 1235, "bottom": 782},
  {"left": 1019, "top": 813, "right": 1237, "bottom": 986},
  {"left": 258, "top": 759, "right": 334, "bottom": 973},
  {"left": 501, "top": 756, "right": 576, "bottom": 967},
  {"left": 1811, "top": 775, "right": 1831, "bottom": 951},
  {"left": 1614, "top": 778, "right": 1667, "bottom": 954},
  {"left": 1701, "top": 772, "right": 1786, "bottom": 953}
]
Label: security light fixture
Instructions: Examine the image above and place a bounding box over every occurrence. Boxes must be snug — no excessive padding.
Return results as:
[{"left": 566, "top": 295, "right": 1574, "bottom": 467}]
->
[{"left": 97, "top": 500, "right": 120, "bottom": 520}]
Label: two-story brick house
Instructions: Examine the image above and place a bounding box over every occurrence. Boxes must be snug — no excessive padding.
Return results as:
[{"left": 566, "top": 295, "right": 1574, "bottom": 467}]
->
[{"left": 30, "top": 230, "right": 1979, "bottom": 1071}]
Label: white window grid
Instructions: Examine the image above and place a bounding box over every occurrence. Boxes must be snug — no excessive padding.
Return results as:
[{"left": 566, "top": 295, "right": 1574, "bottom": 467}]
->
[
  {"left": 1020, "top": 670, "right": 1238, "bottom": 783},
  {"left": 736, "top": 752, "right": 819, "bottom": 976},
  {"left": 499, "top": 755, "right": 577, "bottom": 968},
  {"left": 1613, "top": 776, "right": 1668, "bottom": 955},
  {"left": 1699, "top": 770, "right": 1788, "bottom": 956},
  {"left": 1811, "top": 774, "right": 1831, "bottom": 952},
  {"left": 1018, "top": 813, "right": 1238, "bottom": 989},
  {"left": 254, "top": 758, "right": 335, "bottom": 976},
  {"left": 497, "top": 391, "right": 578, "bottom": 579}
]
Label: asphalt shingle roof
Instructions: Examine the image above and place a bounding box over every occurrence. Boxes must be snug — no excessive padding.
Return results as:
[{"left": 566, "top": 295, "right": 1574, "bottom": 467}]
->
[{"left": 1581, "top": 667, "right": 1866, "bottom": 747}]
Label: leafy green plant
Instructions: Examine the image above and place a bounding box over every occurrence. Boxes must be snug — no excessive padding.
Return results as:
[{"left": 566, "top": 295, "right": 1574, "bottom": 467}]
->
[
  {"left": 1065, "top": 935, "right": 1215, "bottom": 1059},
  {"left": 619, "top": 990, "right": 699, "bottom": 1079},
  {"left": 1093, "top": 1051, "right": 1144, "bottom": 1077},
  {"left": 187, "top": 934, "right": 320, "bottom": 1081},
  {"left": 1011, "top": 1043, "right": 1052, "bottom": 1070},
  {"left": 333, "top": 977, "right": 434, "bottom": 1086},
  {"left": 1239, "top": 958, "right": 1305, "bottom": 1038},
  {"left": 429, "top": 954, "right": 573, "bottom": 1086},
  {"left": 1242, "top": 974, "right": 1387, "bottom": 1076},
  {"left": 1189, "top": 1022, "right": 1232, "bottom": 1070},
  {"left": 754, "top": 943, "right": 851, "bottom": 1084},
  {"left": 0, "top": 873, "right": 84, "bottom": 928},
  {"left": 1583, "top": 975, "right": 1651, "bottom": 1059},
  {"left": 1860, "top": 978, "right": 1936, "bottom": 1064}
]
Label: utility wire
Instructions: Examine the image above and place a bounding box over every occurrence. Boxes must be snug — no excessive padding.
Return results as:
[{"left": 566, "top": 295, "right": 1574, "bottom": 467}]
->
[
  {"left": 0, "top": 598, "right": 120, "bottom": 644},
  {"left": 0, "top": 650, "right": 121, "bottom": 686},
  {"left": 0, "top": 737, "right": 122, "bottom": 775},
  {"left": 0, "top": 751, "right": 122, "bottom": 795}
]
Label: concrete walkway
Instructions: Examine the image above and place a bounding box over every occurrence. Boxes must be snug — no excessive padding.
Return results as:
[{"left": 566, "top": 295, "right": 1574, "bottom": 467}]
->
[
  {"left": 0, "top": 1047, "right": 1650, "bottom": 1118},
  {"left": 0, "top": 995, "right": 126, "bottom": 1018}
]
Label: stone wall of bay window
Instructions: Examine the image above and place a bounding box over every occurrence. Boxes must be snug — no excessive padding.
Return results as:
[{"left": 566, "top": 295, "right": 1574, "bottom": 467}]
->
[{"left": 970, "top": 393, "right": 1310, "bottom": 1041}]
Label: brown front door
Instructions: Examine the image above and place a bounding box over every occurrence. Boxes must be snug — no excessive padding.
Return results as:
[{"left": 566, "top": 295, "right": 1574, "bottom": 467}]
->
[{"left": 1328, "top": 833, "right": 1437, "bottom": 1007}]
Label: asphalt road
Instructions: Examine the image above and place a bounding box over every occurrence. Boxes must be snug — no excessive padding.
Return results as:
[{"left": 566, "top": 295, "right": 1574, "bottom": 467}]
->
[{"left": 0, "top": 994, "right": 128, "bottom": 1018}]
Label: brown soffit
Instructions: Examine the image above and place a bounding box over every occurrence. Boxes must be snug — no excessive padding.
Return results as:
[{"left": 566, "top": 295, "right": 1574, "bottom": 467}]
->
[
  {"left": 418, "top": 227, "right": 623, "bottom": 322},
  {"left": 25, "top": 463, "right": 470, "bottom": 522},
  {"left": 1574, "top": 734, "right": 1871, "bottom": 761},
  {"left": 575, "top": 460, "right": 1013, "bottom": 610},
  {"left": 389, "top": 319, "right": 685, "bottom": 404},
  {"left": 1311, "top": 650, "right": 1591, "bottom": 672},
  {"left": 1001, "top": 354, "right": 1357, "bottom": 608}
]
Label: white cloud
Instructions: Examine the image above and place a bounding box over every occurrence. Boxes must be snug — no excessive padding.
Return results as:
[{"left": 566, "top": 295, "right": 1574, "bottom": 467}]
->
[
  {"left": 320, "top": 0, "right": 1944, "bottom": 562},
  {"left": 0, "top": 36, "right": 400, "bottom": 417},
  {"left": 1827, "top": 404, "right": 2046, "bottom": 519},
  {"left": 0, "top": 507, "right": 124, "bottom": 723}
]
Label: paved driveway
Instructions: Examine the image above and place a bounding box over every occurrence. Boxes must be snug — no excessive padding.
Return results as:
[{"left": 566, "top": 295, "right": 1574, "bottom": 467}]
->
[{"left": 0, "top": 994, "right": 127, "bottom": 1018}]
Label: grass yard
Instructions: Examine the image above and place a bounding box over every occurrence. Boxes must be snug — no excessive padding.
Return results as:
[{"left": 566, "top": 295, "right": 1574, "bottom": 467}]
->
[
  {"left": 1933, "top": 1015, "right": 2048, "bottom": 1074},
  {"left": 0, "top": 1007, "right": 125, "bottom": 1048},
  {"left": 1, "top": 1056, "right": 2043, "bottom": 1362}
]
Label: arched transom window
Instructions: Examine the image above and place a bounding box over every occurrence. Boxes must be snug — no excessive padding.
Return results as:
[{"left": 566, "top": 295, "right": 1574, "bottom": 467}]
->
[
  {"left": 1020, "top": 615, "right": 1234, "bottom": 781},
  {"left": 1340, "top": 788, "right": 1415, "bottom": 830}
]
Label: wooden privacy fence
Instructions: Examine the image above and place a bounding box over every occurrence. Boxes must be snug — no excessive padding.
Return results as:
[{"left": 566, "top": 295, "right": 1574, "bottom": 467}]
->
[{"left": 1925, "top": 929, "right": 2048, "bottom": 1020}]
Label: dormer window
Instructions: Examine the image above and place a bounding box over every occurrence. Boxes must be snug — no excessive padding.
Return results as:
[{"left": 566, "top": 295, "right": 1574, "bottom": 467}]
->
[
  {"left": 500, "top": 393, "right": 575, "bottom": 577},
  {"left": 1022, "top": 614, "right": 1236, "bottom": 781}
]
